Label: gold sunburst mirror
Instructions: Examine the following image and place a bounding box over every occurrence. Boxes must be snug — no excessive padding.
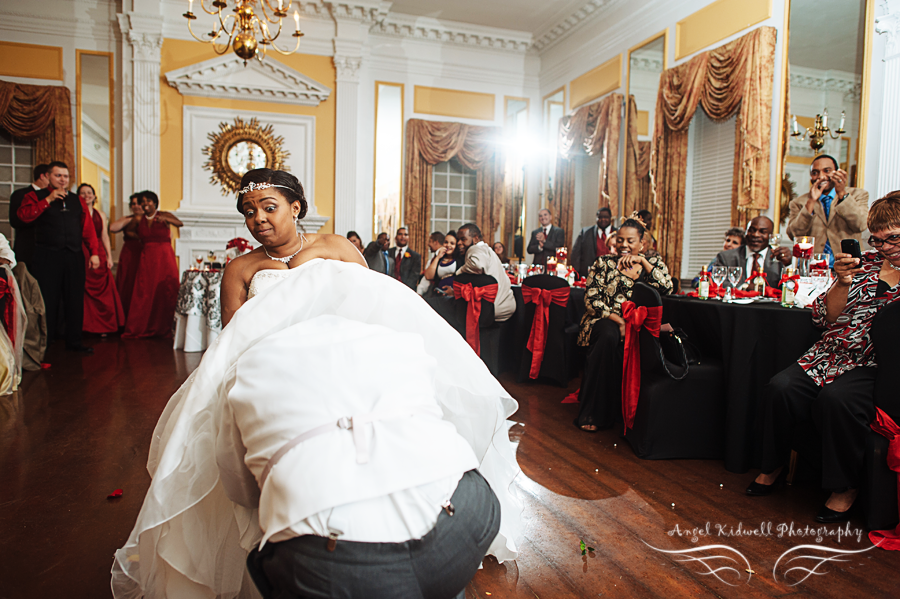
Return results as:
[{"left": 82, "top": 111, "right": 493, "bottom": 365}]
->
[{"left": 203, "top": 117, "right": 290, "bottom": 195}]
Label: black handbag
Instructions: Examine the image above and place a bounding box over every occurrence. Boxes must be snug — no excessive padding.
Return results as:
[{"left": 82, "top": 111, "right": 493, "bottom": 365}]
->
[{"left": 657, "top": 327, "right": 702, "bottom": 380}]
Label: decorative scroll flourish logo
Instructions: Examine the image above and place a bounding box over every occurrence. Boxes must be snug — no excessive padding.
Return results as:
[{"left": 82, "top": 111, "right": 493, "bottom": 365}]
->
[
  {"left": 641, "top": 541, "right": 753, "bottom": 586},
  {"left": 772, "top": 541, "right": 882, "bottom": 586}
]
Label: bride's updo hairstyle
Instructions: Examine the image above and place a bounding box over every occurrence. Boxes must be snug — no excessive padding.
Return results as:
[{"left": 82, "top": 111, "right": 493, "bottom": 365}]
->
[{"left": 237, "top": 168, "right": 308, "bottom": 220}]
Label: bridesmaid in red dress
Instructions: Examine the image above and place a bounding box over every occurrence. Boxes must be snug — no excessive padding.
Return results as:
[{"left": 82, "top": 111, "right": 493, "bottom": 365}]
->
[
  {"left": 123, "top": 191, "right": 183, "bottom": 338},
  {"left": 109, "top": 193, "right": 144, "bottom": 317},
  {"left": 78, "top": 184, "right": 125, "bottom": 334}
]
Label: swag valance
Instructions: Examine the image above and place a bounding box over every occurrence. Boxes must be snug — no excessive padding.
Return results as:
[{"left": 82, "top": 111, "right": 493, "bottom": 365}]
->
[
  {"left": 404, "top": 119, "right": 505, "bottom": 256},
  {"left": 0, "top": 81, "right": 75, "bottom": 175},
  {"left": 651, "top": 26, "right": 777, "bottom": 277},
  {"left": 552, "top": 93, "right": 622, "bottom": 243}
]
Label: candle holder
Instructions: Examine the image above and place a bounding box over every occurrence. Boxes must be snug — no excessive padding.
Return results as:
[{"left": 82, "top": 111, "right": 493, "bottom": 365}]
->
[
  {"left": 792, "top": 236, "right": 815, "bottom": 276},
  {"left": 555, "top": 246, "right": 568, "bottom": 267}
]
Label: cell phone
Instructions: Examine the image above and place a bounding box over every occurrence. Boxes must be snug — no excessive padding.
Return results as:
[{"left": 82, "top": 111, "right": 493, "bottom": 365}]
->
[{"left": 840, "top": 239, "right": 861, "bottom": 260}]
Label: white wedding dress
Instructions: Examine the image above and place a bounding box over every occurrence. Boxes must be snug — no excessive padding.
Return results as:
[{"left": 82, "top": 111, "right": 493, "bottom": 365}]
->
[{"left": 111, "top": 259, "right": 522, "bottom": 599}]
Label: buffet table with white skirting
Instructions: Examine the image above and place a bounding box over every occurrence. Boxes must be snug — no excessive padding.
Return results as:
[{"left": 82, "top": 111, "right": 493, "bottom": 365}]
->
[{"left": 174, "top": 270, "right": 223, "bottom": 352}]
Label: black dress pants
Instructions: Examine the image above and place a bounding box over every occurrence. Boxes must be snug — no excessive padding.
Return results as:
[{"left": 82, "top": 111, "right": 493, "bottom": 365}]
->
[
  {"left": 29, "top": 247, "right": 85, "bottom": 347},
  {"left": 760, "top": 363, "right": 877, "bottom": 491},
  {"left": 575, "top": 319, "right": 623, "bottom": 430},
  {"left": 246, "top": 469, "right": 501, "bottom": 599}
]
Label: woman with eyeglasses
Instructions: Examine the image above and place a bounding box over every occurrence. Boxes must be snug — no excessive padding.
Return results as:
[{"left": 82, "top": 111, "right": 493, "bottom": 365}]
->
[{"left": 748, "top": 191, "right": 900, "bottom": 523}]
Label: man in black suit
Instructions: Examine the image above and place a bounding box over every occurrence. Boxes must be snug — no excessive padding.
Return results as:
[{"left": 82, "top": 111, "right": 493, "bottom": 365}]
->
[
  {"left": 389, "top": 227, "right": 422, "bottom": 290},
  {"left": 364, "top": 232, "right": 391, "bottom": 274},
  {"left": 9, "top": 163, "right": 50, "bottom": 267},
  {"left": 714, "top": 216, "right": 792, "bottom": 288},
  {"left": 571, "top": 207, "right": 616, "bottom": 277},
  {"left": 17, "top": 161, "right": 100, "bottom": 353},
  {"left": 527, "top": 208, "right": 566, "bottom": 266}
]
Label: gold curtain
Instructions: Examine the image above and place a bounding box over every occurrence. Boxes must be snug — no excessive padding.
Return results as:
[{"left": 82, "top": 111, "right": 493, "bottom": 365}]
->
[
  {"left": 553, "top": 93, "right": 622, "bottom": 241},
  {"left": 651, "top": 26, "right": 777, "bottom": 277},
  {"left": 404, "top": 119, "right": 504, "bottom": 256},
  {"left": 624, "top": 95, "right": 655, "bottom": 216},
  {"left": 0, "top": 81, "right": 75, "bottom": 176}
]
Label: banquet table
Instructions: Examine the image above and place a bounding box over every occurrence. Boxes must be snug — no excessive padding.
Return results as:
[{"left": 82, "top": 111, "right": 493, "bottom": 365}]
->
[
  {"left": 174, "top": 270, "right": 223, "bottom": 352},
  {"left": 661, "top": 295, "right": 822, "bottom": 473}
]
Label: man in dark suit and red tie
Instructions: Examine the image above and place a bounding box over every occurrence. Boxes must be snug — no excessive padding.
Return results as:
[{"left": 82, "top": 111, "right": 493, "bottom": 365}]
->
[
  {"left": 527, "top": 208, "right": 566, "bottom": 266},
  {"left": 571, "top": 206, "right": 616, "bottom": 277},
  {"left": 389, "top": 227, "right": 422, "bottom": 290}
]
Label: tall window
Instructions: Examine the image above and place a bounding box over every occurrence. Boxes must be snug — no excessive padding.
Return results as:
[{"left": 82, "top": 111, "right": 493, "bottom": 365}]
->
[
  {"left": 682, "top": 109, "right": 737, "bottom": 278},
  {"left": 431, "top": 159, "right": 476, "bottom": 234},
  {"left": 0, "top": 130, "right": 34, "bottom": 239}
]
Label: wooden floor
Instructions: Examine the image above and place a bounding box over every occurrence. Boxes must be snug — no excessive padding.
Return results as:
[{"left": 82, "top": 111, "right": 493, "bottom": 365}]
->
[{"left": 0, "top": 337, "right": 896, "bottom": 598}]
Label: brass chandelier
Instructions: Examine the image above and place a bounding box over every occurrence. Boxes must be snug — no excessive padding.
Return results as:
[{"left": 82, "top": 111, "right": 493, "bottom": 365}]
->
[
  {"left": 790, "top": 109, "right": 846, "bottom": 152},
  {"left": 183, "top": 0, "right": 304, "bottom": 65}
]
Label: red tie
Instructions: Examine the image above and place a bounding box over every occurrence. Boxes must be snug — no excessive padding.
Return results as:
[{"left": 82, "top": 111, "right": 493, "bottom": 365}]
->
[
  {"left": 394, "top": 249, "right": 402, "bottom": 280},
  {"left": 596, "top": 230, "right": 606, "bottom": 257},
  {"left": 752, "top": 253, "right": 761, "bottom": 274}
]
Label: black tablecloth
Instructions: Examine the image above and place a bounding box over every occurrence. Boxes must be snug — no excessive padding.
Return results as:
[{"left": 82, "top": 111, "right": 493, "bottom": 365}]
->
[{"left": 661, "top": 296, "right": 822, "bottom": 473}]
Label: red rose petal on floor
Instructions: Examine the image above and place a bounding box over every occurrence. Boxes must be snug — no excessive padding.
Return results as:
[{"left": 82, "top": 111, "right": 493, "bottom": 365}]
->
[
  {"left": 40, "top": 363, "right": 51, "bottom": 370},
  {"left": 107, "top": 489, "right": 123, "bottom": 498}
]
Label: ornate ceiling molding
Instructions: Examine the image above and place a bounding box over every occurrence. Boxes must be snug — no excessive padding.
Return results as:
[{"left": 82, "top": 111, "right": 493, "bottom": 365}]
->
[
  {"left": 165, "top": 54, "right": 332, "bottom": 106},
  {"left": 790, "top": 66, "right": 862, "bottom": 102},
  {"left": 630, "top": 56, "right": 663, "bottom": 72},
  {"left": 370, "top": 13, "right": 532, "bottom": 53},
  {"left": 532, "top": 0, "right": 624, "bottom": 53},
  {"left": 876, "top": 0, "right": 900, "bottom": 59}
]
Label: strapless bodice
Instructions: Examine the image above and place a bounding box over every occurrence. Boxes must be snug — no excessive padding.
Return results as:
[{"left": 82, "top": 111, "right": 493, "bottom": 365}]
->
[{"left": 248, "top": 269, "right": 292, "bottom": 299}]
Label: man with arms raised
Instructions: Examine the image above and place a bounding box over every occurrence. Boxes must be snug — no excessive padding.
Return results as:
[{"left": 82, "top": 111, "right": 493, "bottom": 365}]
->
[
  {"left": 455, "top": 223, "right": 515, "bottom": 322},
  {"left": 786, "top": 154, "right": 869, "bottom": 267},
  {"left": 714, "top": 216, "right": 791, "bottom": 287}
]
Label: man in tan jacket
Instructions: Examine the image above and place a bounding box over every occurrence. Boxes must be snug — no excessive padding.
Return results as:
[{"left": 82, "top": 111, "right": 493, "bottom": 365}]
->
[{"left": 786, "top": 154, "right": 869, "bottom": 266}]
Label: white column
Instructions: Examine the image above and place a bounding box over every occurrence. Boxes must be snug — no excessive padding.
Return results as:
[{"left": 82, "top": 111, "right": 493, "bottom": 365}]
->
[
  {"left": 118, "top": 12, "right": 163, "bottom": 194},
  {"left": 333, "top": 54, "right": 362, "bottom": 236},
  {"left": 877, "top": 3, "right": 900, "bottom": 198}
]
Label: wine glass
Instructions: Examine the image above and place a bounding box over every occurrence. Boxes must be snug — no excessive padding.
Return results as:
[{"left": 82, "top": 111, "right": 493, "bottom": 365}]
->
[
  {"left": 727, "top": 266, "right": 743, "bottom": 302},
  {"left": 711, "top": 266, "right": 726, "bottom": 300},
  {"left": 194, "top": 253, "right": 204, "bottom": 270},
  {"left": 768, "top": 233, "right": 782, "bottom": 251}
]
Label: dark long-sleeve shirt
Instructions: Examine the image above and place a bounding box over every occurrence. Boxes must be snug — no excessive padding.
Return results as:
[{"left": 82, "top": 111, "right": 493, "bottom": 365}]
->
[{"left": 18, "top": 189, "right": 100, "bottom": 256}]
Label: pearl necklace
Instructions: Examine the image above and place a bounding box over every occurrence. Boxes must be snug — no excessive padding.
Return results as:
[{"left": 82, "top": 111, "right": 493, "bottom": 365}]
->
[
  {"left": 264, "top": 237, "right": 304, "bottom": 265},
  {"left": 888, "top": 260, "right": 900, "bottom": 272}
]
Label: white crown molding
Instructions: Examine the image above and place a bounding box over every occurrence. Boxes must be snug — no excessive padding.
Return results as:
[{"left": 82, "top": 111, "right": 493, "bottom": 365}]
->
[
  {"left": 165, "top": 54, "right": 332, "bottom": 105},
  {"left": 532, "top": 0, "right": 624, "bottom": 53},
  {"left": 368, "top": 52, "right": 539, "bottom": 90},
  {"left": 630, "top": 56, "right": 663, "bottom": 72},
  {"left": 0, "top": 4, "right": 119, "bottom": 44},
  {"left": 790, "top": 66, "right": 862, "bottom": 101},
  {"left": 370, "top": 13, "right": 532, "bottom": 54},
  {"left": 876, "top": 0, "right": 900, "bottom": 58}
]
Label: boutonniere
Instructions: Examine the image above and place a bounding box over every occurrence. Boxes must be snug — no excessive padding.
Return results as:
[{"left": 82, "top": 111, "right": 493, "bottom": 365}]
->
[{"left": 404, "top": 251, "right": 411, "bottom": 259}]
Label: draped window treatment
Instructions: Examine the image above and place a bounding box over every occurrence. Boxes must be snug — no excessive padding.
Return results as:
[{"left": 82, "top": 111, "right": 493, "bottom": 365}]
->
[
  {"left": 624, "top": 95, "right": 654, "bottom": 217},
  {"left": 552, "top": 93, "right": 622, "bottom": 243},
  {"left": 650, "top": 26, "right": 777, "bottom": 277},
  {"left": 0, "top": 81, "right": 75, "bottom": 175},
  {"left": 404, "top": 119, "right": 505, "bottom": 256}
]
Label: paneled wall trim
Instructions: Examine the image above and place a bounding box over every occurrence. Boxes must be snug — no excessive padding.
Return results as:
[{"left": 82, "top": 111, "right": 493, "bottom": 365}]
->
[
  {"left": 675, "top": 0, "right": 772, "bottom": 60},
  {"left": 569, "top": 54, "right": 622, "bottom": 109},
  {"left": 0, "top": 42, "right": 64, "bottom": 80},
  {"left": 413, "top": 86, "right": 496, "bottom": 121}
]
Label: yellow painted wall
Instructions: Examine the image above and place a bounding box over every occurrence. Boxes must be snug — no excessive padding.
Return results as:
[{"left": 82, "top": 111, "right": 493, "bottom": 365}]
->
[
  {"left": 159, "top": 39, "right": 336, "bottom": 233},
  {"left": 413, "top": 86, "right": 496, "bottom": 121},
  {"left": 676, "top": 0, "right": 772, "bottom": 60},
  {"left": 0, "top": 42, "right": 64, "bottom": 80},
  {"left": 570, "top": 54, "right": 622, "bottom": 109},
  {"left": 79, "top": 156, "right": 110, "bottom": 210}
]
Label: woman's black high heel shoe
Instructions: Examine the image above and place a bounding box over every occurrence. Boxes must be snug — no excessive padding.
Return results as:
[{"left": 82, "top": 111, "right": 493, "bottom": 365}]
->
[{"left": 745, "top": 469, "right": 786, "bottom": 497}]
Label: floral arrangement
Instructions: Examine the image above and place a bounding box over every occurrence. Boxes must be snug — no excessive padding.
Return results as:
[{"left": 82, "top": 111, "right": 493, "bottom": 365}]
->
[{"left": 225, "top": 237, "right": 254, "bottom": 262}]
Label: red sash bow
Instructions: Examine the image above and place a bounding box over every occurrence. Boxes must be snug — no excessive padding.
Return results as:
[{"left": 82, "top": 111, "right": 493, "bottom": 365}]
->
[
  {"left": 522, "top": 286, "right": 570, "bottom": 378},
  {"left": 620, "top": 301, "right": 662, "bottom": 432},
  {"left": 452, "top": 282, "right": 498, "bottom": 356},
  {"left": 869, "top": 408, "right": 900, "bottom": 550},
  {"left": 0, "top": 277, "right": 16, "bottom": 343}
]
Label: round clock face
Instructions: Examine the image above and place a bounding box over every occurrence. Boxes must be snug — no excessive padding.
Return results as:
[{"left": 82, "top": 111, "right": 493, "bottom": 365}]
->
[{"left": 227, "top": 141, "right": 267, "bottom": 176}]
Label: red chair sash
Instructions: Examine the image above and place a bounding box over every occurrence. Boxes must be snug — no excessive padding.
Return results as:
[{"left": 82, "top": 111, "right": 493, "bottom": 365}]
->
[
  {"left": 869, "top": 408, "right": 900, "bottom": 550},
  {"left": 522, "top": 286, "right": 570, "bottom": 379},
  {"left": 452, "top": 282, "right": 498, "bottom": 356},
  {"left": 0, "top": 277, "right": 16, "bottom": 343},
  {"left": 620, "top": 301, "right": 662, "bottom": 432}
]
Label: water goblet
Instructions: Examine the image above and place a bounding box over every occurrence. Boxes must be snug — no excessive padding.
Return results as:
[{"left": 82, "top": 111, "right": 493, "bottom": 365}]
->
[
  {"left": 711, "top": 266, "right": 727, "bottom": 300},
  {"left": 727, "top": 266, "right": 743, "bottom": 302}
]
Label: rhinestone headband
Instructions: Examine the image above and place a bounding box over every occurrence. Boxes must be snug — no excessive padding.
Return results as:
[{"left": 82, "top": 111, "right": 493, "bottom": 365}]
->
[{"left": 238, "top": 182, "right": 292, "bottom": 195}]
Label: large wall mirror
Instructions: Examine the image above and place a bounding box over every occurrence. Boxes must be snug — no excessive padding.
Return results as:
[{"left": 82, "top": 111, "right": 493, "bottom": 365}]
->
[
  {"left": 542, "top": 88, "right": 565, "bottom": 206},
  {"left": 782, "top": 0, "right": 872, "bottom": 225},
  {"left": 624, "top": 31, "right": 666, "bottom": 223},
  {"left": 76, "top": 51, "right": 114, "bottom": 243},
  {"left": 504, "top": 97, "right": 528, "bottom": 260}
]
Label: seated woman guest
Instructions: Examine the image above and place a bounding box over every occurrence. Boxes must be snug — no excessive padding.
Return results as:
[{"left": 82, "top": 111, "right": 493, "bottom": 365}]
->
[
  {"left": 709, "top": 227, "right": 744, "bottom": 271},
  {"left": 109, "top": 194, "right": 144, "bottom": 317},
  {"left": 748, "top": 192, "right": 900, "bottom": 522},
  {"left": 123, "top": 191, "right": 183, "bottom": 338},
  {"left": 492, "top": 242, "right": 509, "bottom": 264},
  {"left": 575, "top": 215, "right": 673, "bottom": 431},
  {"left": 78, "top": 184, "right": 125, "bottom": 335},
  {"left": 421, "top": 230, "right": 458, "bottom": 296}
]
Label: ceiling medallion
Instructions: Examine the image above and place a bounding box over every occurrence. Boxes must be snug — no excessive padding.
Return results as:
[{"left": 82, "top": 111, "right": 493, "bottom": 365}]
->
[{"left": 202, "top": 116, "right": 290, "bottom": 195}]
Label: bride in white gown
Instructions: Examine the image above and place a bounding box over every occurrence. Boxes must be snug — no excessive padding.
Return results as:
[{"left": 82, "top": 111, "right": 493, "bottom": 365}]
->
[{"left": 111, "top": 169, "right": 521, "bottom": 599}]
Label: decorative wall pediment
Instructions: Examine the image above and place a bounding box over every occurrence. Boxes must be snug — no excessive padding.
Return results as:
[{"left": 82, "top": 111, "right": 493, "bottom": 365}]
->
[{"left": 164, "top": 54, "right": 332, "bottom": 106}]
